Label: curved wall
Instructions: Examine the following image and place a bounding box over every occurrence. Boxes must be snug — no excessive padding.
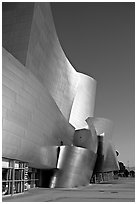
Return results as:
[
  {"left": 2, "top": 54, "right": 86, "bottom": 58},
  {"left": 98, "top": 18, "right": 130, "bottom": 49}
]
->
[
  {"left": 2, "top": 2, "right": 96, "bottom": 169},
  {"left": 87, "top": 117, "right": 119, "bottom": 172},
  {"left": 69, "top": 73, "right": 96, "bottom": 129},
  {"left": 102, "top": 141, "right": 119, "bottom": 172},
  {"left": 2, "top": 2, "right": 120, "bottom": 188},
  {"left": 73, "top": 129, "right": 96, "bottom": 150},
  {"left": 73, "top": 120, "right": 98, "bottom": 154},
  {"left": 88, "top": 117, "right": 114, "bottom": 140},
  {"left": 2, "top": 48, "right": 74, "bottom": 169},
  {"left": 26, "top": 3, "right": 79, "bottom": 120},
  {"left": 50, "top": 146, "right": 96, "bottom": 188},
  {"left": 94, "top": 136, "right": 119, "bottom": 172}
]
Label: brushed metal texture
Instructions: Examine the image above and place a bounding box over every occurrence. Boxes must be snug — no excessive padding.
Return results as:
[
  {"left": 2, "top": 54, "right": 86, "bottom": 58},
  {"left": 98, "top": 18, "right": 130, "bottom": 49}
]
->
[
  {"left": 69, "top": 73, "right": 96, "bottom": 129},
  {"left": 94, "top": 136, "right": 119, "bottom": 172},
  {"left": 73, "top": 128, "right": 98, "bottom": 154},
  {"left": 50, "top": 146, "right": 96, "bottom": 188},
  {"left": 88, "top": 117, "right": 119, "bottom": 173}
]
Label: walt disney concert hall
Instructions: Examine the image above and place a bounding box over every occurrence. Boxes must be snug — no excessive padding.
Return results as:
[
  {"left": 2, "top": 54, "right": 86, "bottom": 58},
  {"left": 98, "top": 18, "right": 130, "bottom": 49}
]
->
[{"left": 2, "top": 2, "right": 119, "bottom": 196}]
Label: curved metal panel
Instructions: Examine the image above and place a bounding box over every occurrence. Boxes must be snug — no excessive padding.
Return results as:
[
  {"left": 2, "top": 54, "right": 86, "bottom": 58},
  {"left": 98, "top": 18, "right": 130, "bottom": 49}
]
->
[
  {"left": 73, "top": 129, "right": 94, "bottom": 150},
  {"left": 50, "top": 146, "right": 96, "bottom": 188},
  {"left": 94, "top": 136, "right": 119, "bottom": 172},
  {"left": 69, "top": 73, "right": 96, "bottom": 129},
  {"left": 88, "top": 117, "right": 119, "bottom": 173},
  {"left": 87, "top": 117, "right": 113, "bottom": 140},
  {"left": 2, "top": 3, "right": 97, "bottom": 174},
  {"left": 73, "top": 127, "right": 98, "bottom": 153},
  {"left": 26, "top": 3, "right": 78, "bottom": 120},
  {"left": 102, "top": 141, "right": 119, "bottom": 172},
  {"left": 86, "top": 118, "right": 98, "bottom": 153},
  {"left": 2, "top": 49, "right": 75, "bottom": 169}
]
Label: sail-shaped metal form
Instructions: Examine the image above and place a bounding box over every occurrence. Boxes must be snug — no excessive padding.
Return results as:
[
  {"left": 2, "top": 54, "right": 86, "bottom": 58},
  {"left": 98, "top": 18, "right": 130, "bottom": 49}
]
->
[
  {"left": 51, "top": 120, "right": 98, "bottom": 188},
  {"left": 87, "top": 117, "right": 119, "bottom": 173},
  {"left": 2, "top": 2, "right": 119, "bottom": 190}
]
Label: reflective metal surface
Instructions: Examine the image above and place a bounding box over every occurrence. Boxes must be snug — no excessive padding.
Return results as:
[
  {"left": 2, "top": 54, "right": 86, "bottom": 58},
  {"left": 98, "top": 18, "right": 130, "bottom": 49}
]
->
[
  {"left": 88, "top": 117, "right": 114, "bottom": 140},
  {"left": 73, "top": 124, "right": 98, "bottom": 153},
  {"left": 69, "top": 73, "right": 96, "bottom": 129},
  {"left": 94, "top": 136, "right": 119, "bottom": 172},
  {"left": 102, "top": 141, "right": 119, "bottom": 172},
  {"left": 88, "top": 117, "right": 119, "bottom": 173},
  {"left": 50, "top": 146, "right": 96, "bottom": 188},
  {"left": 73, "top": 129, "right": 95, "bottom": 150},
  {"left": 86, "top": 118, "right": 98, "bottom": 153},
  {"left": 3, "top": 2, "right": 120, "bottom": 189},
  {"left": 2, "top": 3, "right": 96, "bottom": 170}
]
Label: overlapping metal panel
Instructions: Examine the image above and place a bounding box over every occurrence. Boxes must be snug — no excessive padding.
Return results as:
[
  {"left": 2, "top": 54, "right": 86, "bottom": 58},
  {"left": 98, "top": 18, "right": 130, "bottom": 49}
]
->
[
  {"left": 26, "top": 2, "right": 79, "bottom": 121},
  {"left": 2, "top": 3, "right": 96, "bottom": 171},
  {"left": 73, "top": 121, "right": 98, "bottom": 153},
  {"left": 50, "top": 146, "right": 96, "bottom": 188},
  {"left": 69, "top": 73, "right": 96, "bottom": 129},
  {"left": 87, "top": 117, "right": 119, "bottom": 173},
  {"left": 2, "top": 2, "right": 119, "bottom": 188}
]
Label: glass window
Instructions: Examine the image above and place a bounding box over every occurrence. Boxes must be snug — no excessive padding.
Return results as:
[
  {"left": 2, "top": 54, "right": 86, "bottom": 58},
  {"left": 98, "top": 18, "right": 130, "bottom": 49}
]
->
[{"left": 2, "top": 158, "right": 40, "bottom": 196}]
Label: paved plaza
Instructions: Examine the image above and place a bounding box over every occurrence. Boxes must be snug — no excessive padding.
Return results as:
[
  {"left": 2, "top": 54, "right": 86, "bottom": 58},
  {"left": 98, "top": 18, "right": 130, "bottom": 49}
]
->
[{"left": 3, "top": 177, "right": 135, "bottom": 202}]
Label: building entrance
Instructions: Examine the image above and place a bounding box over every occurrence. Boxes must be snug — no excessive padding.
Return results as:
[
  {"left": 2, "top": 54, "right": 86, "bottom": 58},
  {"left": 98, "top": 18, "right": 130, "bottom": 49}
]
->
[{"left": 40, "top": 169, "right": 55, "bottom": 188}]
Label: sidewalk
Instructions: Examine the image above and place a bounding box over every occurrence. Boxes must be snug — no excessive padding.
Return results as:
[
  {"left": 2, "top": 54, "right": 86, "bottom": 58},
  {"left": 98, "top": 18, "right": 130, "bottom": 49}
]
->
[{"left": 2, "top": 177, "right": 135, "bottom": 202}]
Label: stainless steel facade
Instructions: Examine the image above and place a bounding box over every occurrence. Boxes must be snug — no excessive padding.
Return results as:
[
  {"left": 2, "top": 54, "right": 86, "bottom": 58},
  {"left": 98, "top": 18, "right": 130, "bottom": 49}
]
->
[
  {"left": 89, "top": 117, "right": 119, "bottom": 173},
  {"left": 69, "top": 73, "right": 96, "bottom": 129},
  {"left": 2, "top": 2, "right": 119, "bottom": 191},
  {"left": 2, "top": 2, "right": 96, "bottom": 170},
  {"left": 50, "top": 146, "right": 96, "bottom": 188}
]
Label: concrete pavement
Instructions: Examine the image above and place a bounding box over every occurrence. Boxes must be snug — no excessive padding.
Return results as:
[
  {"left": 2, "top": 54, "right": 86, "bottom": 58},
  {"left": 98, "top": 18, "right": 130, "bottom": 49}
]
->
[{"left": 2, "top": 177, "right": 135, "bottom": 202}]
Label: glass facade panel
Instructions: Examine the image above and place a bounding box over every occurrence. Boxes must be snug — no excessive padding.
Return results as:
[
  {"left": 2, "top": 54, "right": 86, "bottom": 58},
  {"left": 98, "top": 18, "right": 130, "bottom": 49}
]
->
[
  {"left": 27, "top": 168, "right": 39, "bottom": 189},
  {"left": 2, "top": 158, "right": 39, "bottom": 196},
  {"left": 2, "top": 159, "right": 13, "bottom": 195}
]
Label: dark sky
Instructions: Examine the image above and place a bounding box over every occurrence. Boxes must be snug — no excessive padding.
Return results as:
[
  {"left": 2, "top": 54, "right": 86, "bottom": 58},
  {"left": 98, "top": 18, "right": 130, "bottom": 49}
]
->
[{"left": 51, "top": 2, "right": 135, "bottom": 167}]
